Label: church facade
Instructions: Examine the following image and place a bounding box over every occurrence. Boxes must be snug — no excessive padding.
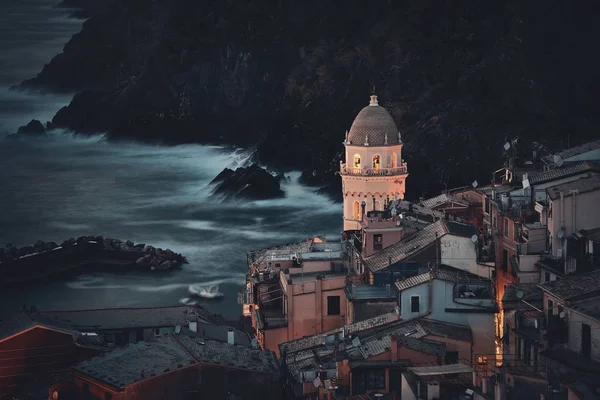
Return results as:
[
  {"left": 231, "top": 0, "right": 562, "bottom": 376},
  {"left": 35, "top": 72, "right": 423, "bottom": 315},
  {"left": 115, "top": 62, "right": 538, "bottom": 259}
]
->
[{"left": 340, "top": 95, "right": 409, "bottom": 231}]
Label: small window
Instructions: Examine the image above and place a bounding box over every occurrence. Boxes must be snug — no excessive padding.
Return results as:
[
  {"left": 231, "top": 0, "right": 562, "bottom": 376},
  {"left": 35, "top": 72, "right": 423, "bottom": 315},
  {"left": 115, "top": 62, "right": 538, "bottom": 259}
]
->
[
  {"left": 477, "top": 356, "right": 489, "bottom": 365},
  {"left": 545, "top": 272, "right": 550, "bottom": 282},
  {"left": 410, "top": 296, "right": 420, "bottom": 313},
  {"left": 504, "top": 218, "right": 509, "bottom": 238},
  {"left": 105, "top": 393, "right": 113, "bottom": 400},
  {"left": 354, "top": 154, "right": 361, "bottom": 169},
  {"left": 327, "top": 296, "right": 341, "bottom": 315},
  {"left": 504, "top": 323, "right": 510, "bottom": 345},
  {"left": 484, "top": 197, "right": 490, "bottom": 214},
  {"left": 155, "top": 328, "right": 161, "bottom": 337},
  {"left": 445, "top": 351, "right": 459, "bottom": 364},
  {"left": 373, "top": 234, "right": 383, "bottom": 251}
]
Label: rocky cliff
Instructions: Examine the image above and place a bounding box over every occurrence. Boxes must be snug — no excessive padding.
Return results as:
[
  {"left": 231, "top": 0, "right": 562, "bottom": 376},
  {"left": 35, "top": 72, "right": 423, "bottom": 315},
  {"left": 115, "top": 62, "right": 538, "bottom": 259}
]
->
[{"left": 15, "top": 0, "right": 600, "bottom": 199}]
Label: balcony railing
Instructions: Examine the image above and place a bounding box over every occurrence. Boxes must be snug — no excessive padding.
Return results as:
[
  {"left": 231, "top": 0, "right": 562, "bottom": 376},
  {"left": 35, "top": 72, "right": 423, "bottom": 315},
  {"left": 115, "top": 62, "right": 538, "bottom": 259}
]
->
[{"left": 340, "top": 163, "right": 408, "bottom": 176}]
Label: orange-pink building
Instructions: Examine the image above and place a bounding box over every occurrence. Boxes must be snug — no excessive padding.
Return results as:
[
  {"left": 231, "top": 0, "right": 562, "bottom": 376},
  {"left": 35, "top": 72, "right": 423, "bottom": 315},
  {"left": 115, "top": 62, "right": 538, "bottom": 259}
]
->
[{"left": 243, "top": 238, "right": 349, "bottom": 355}]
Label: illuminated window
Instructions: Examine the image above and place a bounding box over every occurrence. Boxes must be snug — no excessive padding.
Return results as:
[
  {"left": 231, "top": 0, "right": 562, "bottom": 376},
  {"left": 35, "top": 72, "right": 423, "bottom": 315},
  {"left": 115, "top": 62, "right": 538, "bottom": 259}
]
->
[
  {"left": 354, "top": 154, "right": 361, "bottom": 168},
  {"left": 477, "top": 356, "right": 489, "bottom": 365},
  {"left": 372, "top": 154, "right": 381, "bottom": 169}
]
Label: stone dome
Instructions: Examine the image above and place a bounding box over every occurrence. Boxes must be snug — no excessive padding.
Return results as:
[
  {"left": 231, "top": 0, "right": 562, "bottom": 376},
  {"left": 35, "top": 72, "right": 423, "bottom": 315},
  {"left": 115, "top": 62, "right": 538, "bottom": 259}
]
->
[{"left": 346, "top": 95, "right": 401, "bottom": 146}]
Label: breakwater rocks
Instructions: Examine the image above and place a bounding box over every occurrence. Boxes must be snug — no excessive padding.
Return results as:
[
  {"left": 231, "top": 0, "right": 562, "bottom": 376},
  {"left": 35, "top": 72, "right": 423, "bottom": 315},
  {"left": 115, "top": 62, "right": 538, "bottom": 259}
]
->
[{"left": 0, "top": 236, "right": 188, "bottom": 285}]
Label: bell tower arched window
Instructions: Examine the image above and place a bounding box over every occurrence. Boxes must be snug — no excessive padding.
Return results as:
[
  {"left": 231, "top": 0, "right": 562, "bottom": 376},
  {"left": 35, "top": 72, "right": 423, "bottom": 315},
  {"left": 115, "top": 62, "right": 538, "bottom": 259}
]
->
[
  {"left": 353, "top": 201, "right": 361, "bottom": 220},
  {"left": 390, "top": 152, "right": 397, "bottom": 168},
  {"left": 353, "top": 154, "right": 361, "bottom": 169},
  {"left": 373, "top": 155, "right": 381, "bottom": 170}
]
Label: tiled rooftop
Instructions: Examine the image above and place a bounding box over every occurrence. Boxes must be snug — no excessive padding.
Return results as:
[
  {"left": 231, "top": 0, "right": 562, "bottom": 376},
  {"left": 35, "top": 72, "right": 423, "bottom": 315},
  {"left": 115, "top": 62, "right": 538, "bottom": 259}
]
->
[
  {"left": 279, "top": 311, "right": 400, "bottom": 355},
  {"left": 395, "top": 265, "right": 490, "bottom": 292},
  {"left": 420, "top": 193, "right": 470, "bottom": 209},
  {"left": 395, "top": 272, "right": 432, "bottom": 291},
  {"left": 538, "top": 269, "right": 600, "bottom": 301},
  {"left": 546, "top": 174, "right": 600, "bottom": 200},
  {"left": 39, "top": 305, "right": 222, "bottom": 331},
  {"left": 576, "top": 227, "right": 600, "bottom": 242},
  {"left": 365, "top": 219, "right": 448, "bottom": 272},
  {"left": 541, "top": 139, "right": 600, "bottom": 164},
  {"left": 0, "top": 311, "right": 78, "bottom": 342},
  {"left": 526, "top": 161, "right": 599, "bottom": 186},
  {"left": 397, "top": 336, "right": 446, "bottom": 358},
  {"left": 73, "top": 334, "right": 279, "bottom": 390},
  {"left": 417, "top": 319, "right": 473, "bottom": 342},
  {"left": 568, "top": 297, "right": 600, "bottom": 322},
  {"left": 282, "top": 316, "right": 473, "bottom": 384}
]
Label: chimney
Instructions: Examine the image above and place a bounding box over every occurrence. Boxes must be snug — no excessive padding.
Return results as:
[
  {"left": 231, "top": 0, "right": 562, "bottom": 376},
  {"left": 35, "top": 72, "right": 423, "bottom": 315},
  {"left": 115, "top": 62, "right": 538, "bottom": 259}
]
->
[
  {"left": 390, "top": 336, "right": 398, "bottom": 362},
  {"left": 227, "top": 328, "right": 235, "bottom": 345},
  {"left": 189, "top": 321, "right": 197, "bottom": 332}
]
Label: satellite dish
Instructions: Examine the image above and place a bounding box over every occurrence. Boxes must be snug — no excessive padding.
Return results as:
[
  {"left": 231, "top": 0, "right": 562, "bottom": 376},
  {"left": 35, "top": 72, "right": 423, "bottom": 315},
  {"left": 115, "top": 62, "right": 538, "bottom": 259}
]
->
[
  {"left": 471, "top": 235, "right": 478, "bottom": 243},
  {"left": 516, "top": 290, "right": 524, "bottom": 299},
  {"left": 553, "top": 155, "right": 564, "bottom": 167},
  {"left": 504, "top": 142, "right": 511, "bottom": 151},
  {"left": 175, "top": 325, "right": 182, "bottom": 334},
  {"left": 472, "top": 180, "right": 478, "bottom": 188},
  {"left": 557, "top": 229, "right": 565, "bottom": 239},
  {"left": 559, "top": 311, "right": 565, "bottom": 318}
]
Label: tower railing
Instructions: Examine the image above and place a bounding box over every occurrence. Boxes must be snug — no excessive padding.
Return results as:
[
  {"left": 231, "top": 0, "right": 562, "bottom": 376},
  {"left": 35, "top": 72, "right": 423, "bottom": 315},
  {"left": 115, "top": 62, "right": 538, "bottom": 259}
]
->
[{"left": 340, "top": 163, "right": 408, "bottom": 176}]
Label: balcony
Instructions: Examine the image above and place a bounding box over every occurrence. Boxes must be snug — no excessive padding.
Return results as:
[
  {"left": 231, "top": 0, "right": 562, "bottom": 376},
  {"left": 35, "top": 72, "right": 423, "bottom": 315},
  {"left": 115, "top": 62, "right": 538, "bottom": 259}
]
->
[{"left": 340, "top": 163, "right": 408, "bottom": 176}]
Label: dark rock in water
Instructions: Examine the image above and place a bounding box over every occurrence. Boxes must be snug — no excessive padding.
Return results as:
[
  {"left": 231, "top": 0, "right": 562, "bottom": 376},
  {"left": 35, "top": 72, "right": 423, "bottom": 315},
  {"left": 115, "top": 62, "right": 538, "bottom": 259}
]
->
[
  {"left": 209, "top": 168, "right": 235, "bottom": 184},
  {"left": 211, "top": 164, "right": 284, "bottom": 201},
  {"left": 17, "top": 120, "right": 46, "bottom": 135}
]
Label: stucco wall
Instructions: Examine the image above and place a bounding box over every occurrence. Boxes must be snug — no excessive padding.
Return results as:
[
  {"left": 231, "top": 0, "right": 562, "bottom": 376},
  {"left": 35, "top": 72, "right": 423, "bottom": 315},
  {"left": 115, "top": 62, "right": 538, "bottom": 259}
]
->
[
  {"left": 548, "top": 188, "right": 600, "bottom": 257},
  {"left": 567, "top": 309, "right": 600, "bottom": 361},
  {"left": 396, "top": 347, "right": 438, "bottom": 364},
  {"left": 440, "top": 234, "right": 492, "bottom": 278},
  {"left": 398, "top": 283, "right": 430, "bottom": 321}
]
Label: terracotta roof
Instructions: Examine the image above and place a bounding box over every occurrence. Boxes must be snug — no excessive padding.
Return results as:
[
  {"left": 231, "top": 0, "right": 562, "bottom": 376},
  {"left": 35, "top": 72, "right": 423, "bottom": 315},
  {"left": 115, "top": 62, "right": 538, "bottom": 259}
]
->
[
  {"left": 538, "top": 269, "right": 600, "bottom": 301},
  {"left": 365, "top": 220, "right": 448, "bottom": 272},
  {"left": 546, "top": 174, "right": 600, "bottom": 200},
  {"left": 526, "top": 162, "right": 599, "bottom": 185},
  {"left": 541, "top": 139, "right": 600, "bottom": 164},
  {"left": 347, "top": 95, "right": 400, "bottom": 147}
]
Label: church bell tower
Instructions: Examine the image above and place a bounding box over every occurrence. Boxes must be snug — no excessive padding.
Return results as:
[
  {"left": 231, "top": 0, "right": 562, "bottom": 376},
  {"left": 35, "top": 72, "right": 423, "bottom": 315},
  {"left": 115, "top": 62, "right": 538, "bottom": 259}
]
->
[{"left": 340, "top": 95, "right": 409, "bottom": 231}]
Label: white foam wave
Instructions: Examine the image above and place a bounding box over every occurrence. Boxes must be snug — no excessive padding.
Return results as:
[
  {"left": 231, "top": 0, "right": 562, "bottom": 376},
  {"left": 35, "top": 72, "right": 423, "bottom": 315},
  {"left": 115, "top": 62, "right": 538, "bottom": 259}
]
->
[{"left": 189, "top": 284, "right": 224, "bottom": 299}]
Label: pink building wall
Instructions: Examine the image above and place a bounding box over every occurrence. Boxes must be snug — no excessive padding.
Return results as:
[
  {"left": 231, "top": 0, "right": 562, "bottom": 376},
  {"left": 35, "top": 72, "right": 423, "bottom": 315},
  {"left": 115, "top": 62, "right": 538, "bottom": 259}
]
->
[{"left": 547, "top": 188, "right": 600, "bottom": 257}]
